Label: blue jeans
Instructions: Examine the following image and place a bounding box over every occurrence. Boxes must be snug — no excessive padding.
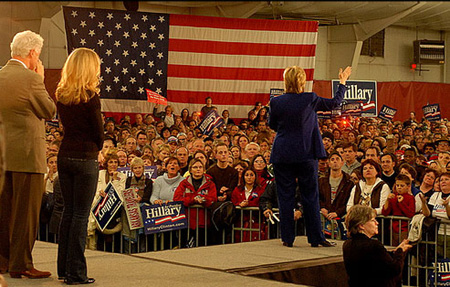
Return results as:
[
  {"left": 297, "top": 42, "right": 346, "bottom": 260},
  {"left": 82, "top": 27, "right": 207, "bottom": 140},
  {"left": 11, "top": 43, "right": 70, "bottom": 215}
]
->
[{"left": 57, "top": 157, "right": 99, "bottom": 281}]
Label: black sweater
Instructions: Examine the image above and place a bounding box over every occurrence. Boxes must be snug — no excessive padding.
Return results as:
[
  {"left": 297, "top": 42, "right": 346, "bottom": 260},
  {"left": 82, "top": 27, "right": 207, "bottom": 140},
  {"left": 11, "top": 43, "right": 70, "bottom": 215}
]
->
[{"left": 57, "top": 95, "right": 104, "bottom": 160}]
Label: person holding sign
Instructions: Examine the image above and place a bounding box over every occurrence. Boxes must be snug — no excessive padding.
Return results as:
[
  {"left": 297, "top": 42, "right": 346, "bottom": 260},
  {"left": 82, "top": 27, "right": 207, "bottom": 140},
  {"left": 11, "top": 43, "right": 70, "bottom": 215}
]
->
[
  {"left": 87, "top": 151, "right": 126, "bottom": 251},
  {"left": 269, "top": 65, "right": 351, "bottom": 248},
  {"left": 55, "top": 48, "right": 104, "bottom": 285}
]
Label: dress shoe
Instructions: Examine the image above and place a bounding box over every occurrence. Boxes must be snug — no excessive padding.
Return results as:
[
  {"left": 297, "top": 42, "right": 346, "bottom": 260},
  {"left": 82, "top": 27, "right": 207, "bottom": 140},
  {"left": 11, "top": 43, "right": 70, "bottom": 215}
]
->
[
  {"left": 282, "top": 242, "right": 293, "bottom": 247},
  {"left": 311, "top": 240, "right": 336, "bottom": 247},
  {"left": 9, "top": 268, "right": 51, "bottom": 279},
  {"left": 64, "top": 277, "right": 95, "bottom": 285}
]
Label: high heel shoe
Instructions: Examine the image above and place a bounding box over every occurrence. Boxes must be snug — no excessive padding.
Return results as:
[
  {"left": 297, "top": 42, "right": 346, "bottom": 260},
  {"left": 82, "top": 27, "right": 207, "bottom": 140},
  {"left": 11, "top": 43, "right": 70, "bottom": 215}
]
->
[{"left": 311, "top": 240, "right": 336, "bottom": 247}]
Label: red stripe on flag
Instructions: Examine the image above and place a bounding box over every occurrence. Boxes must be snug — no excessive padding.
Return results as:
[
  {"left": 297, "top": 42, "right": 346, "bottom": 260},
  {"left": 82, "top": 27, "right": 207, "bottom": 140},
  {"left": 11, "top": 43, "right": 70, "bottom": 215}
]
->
[
  {"left": 168, "top": 65, "right": 315, "bottom": 81},
  {"left": 167, "top": 90, "right": 271, "bottom": 106},
  {"left": 169, "top": 39, "right": 316, "bottom": 57},
  {"left": 170, "top": 14, "right": 319, "bottom": 32}
]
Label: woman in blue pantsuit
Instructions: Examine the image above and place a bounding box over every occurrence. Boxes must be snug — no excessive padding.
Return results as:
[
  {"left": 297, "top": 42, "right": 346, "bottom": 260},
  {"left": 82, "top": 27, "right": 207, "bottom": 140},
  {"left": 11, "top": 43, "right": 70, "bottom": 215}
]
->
[{"left": 269, "top": 66, "right": 352, "bottom": 247}]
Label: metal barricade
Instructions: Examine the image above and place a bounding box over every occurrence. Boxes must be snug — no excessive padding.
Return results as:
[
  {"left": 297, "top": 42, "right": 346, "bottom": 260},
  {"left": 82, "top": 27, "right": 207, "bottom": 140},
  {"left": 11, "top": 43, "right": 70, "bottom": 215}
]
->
[{"left": 37, "top": 205, "right": 450, "bottom": 287}]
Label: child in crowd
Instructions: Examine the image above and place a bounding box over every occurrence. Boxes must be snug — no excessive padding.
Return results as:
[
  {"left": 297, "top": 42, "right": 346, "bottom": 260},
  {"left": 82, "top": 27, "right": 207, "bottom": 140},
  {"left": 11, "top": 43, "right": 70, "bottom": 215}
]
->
[{"left": 382, "top": 174, "right": 416, "bottom": 246}]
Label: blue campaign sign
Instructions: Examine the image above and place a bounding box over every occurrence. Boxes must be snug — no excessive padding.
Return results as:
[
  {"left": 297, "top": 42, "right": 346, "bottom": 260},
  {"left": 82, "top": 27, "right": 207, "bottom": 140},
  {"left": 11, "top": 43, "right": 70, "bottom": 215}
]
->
[
  {"left": 423, "top": 103, "right": 441, "bottom": 122},
  {"left": 378, "top": 105, "right": 397, "bottom": 122},
  {"left": 91, "top": 183, "right": 123, "bottom": 232},
  {"left": 341, "top": 102, "right": 362, "bottom": 117},
  {"left": 198, "top": 110, "right": 224, "bottom": 136},
  {"left": 317, "top": 110, "right": 332, "bottom": 119},
  {"left": 141, "top": 201, "right": 188, "bottom": 235},
  {"left": 117, "top": 166, "right": 158, "bottom": 179},
  {"left": 332, "top": 80, "right": 377, "bottom": 117},
  {"left": 269, "top": 88, "right": 284, "bottom": 101}
]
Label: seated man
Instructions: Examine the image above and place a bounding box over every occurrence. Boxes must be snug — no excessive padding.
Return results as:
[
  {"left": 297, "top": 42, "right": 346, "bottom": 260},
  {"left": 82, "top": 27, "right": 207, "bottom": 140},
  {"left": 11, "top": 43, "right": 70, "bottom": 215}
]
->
[{"left": 319, "top": 152, "right": 354, "bottom": 220}]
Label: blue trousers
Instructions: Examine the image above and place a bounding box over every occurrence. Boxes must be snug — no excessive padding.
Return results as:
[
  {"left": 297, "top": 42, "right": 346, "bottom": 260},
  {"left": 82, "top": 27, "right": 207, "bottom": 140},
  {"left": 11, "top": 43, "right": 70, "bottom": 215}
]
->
[
  {"left": 57, "top": 157, "right": 99, "bottom": 282},
  {"left": 273, "top": 160, "right": 325, "bottom": 245}
]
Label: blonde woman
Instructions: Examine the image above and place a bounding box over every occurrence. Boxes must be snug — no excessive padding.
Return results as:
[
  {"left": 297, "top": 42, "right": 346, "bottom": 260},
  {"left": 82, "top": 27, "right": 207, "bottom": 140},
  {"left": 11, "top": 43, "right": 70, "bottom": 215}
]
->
[
  {"left": 55, "top": 48, "right": 104, "bottom": 285},
  {"left": 269, "top": 65, "right": 351, "bottom": 248}
]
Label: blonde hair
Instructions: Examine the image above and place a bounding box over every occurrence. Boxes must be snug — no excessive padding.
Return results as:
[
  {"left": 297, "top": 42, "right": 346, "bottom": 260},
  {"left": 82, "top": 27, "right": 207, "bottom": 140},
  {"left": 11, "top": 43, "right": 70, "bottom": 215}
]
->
[
  {"left": 56, "top": 48, "right": 100, "bottom": 105},
  {"left": 130, "top": 157, "right": 144, "bottom": 169},
  {"left": 283, "top": 66, "right": 306, "bottom": 94}
]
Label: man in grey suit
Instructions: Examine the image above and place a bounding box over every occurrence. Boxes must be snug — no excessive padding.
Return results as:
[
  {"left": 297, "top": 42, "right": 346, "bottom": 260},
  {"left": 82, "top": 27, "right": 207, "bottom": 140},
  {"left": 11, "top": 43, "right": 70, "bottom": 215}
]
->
[{"left": 0, "top": 30, "right": 56, "bottom": 279}]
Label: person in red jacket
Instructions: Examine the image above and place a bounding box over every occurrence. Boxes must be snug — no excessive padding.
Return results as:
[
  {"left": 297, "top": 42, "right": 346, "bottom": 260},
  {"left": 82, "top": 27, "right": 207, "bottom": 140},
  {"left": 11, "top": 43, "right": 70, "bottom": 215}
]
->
[
  {"left": 231, "top": 168, "right": 265, "bottom": 207},
  {"left": 382, "top": 174, "right": 415, "bottom": 246},
  {"left": 173, "top": 158, "right": 217, "bottom": 247},
  {"left": 231, "top": 168, "right": 266, "bottom": 242}
]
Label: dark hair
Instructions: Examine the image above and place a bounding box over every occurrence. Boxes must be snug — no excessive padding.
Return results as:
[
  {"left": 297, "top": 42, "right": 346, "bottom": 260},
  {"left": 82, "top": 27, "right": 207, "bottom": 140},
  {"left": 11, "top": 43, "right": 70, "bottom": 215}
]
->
[
  {"left": 136, "top": 131, "right": 147, "bottom": 139},
  {"left": 399, "top": 163, "right": 417, "bottom": 180},
  {"left": 166, "top": 156, "right": 180, "bottom": 166},
  {"left": 423, "top": 168, "right": 440, "bottom": 180},
  {"left": 395, "top": 174, "right": 411, "bottom": 186},
  {"left": 104, "top": 136, "right": 117, "bottom": 147},
  {"left": 380, "top": 153, "right": 397, "bottom": 164},
  {"left": 404, "top": 147, "right": 418, "bottom": 156},
  {"left": 440, "top": 172, "right": 450, "bottom": 180},
  {"left": 343, "top": 142, "right": 357, "bottom": 152},
  {"left": 238, "top": 167, "right": 259, "bottom": 189},
  {"left": 365, "top": 146, "right": 381, "bottom": 157},
  {"left": 328, "top": 151, "right": 343, "bottom": 160},
  {"left": 361, "top": 159, "right": 382, "bottom": 178},
  {"left": 424, "top": 142, "right": 436, "bottom": 150}
]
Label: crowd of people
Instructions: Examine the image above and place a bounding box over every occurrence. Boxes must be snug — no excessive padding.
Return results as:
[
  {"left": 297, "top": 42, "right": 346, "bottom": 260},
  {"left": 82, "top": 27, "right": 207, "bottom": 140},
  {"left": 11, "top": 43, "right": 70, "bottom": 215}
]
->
[
  {"left": 3, "top": 30, "right": 450, "bottom": 286},
  {"left": 42, "top": 93, "right": 450, "bottom": 251}
]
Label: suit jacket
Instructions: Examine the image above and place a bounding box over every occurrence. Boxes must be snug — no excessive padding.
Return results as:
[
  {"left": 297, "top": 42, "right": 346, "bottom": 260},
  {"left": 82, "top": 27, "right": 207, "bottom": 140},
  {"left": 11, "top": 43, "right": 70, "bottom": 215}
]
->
[
  {"left": 0, "top": 60, "right": 56, "bottom": 173},
  {"left": 269, "top": 84, "right": 345, "bottom": 163},
  {"left": 319, "top": 172, "right": 354, "bottom": 217}
]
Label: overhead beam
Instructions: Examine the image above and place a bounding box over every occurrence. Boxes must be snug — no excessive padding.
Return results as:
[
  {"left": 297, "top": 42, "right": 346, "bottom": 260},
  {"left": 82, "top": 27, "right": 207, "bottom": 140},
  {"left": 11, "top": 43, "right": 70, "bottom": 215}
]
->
[{"left": 353, "top": 2, "right": 427, "bottom": 41}]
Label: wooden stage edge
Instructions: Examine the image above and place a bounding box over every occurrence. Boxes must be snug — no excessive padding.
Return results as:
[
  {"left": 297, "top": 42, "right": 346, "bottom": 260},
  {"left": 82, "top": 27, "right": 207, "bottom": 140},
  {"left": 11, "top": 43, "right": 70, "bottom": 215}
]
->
[{"left": 7, "top": 236, "right": 347, "bottom": 287}]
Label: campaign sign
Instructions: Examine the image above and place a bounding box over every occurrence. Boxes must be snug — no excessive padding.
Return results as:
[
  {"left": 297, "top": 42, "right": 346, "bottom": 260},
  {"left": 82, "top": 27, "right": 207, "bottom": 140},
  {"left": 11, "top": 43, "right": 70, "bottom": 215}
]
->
[
  {"left": 269, "top": 88, "right": 284, "bottom": 101},
  {"left": 423, "top": 103, "right": 441, "bottom": 122},
  {"left": 332, "top": 80, "right": 377, "bottom": 117},
  {"left": 341, "top": 102, "right": 362, "bottom": 117},
  {"left": 378, "top": 105, "right": 397, "bottom": 122},
  {"left": 91, "top": 183, "right": 123, "bottom": 232},
  {"left": 146, "top": 89, "right": 167, "bottom": 105},
  {"left": 122, "top": 188, "right": 144, "bottom": 230},
  {"left": 317, "top": 110, "right": 332, "bottom": 119},
  {"left": 141, "top": 201, "right": 188, "bottom": 235},
  {"left": 47, "top": 120, "right": 60, "bottom": 128},
  {"left": 197, "top": 110, "right": 224, "bottom": 136},
  {"left": 331, "top": 108, "right": 342, "bottom": 119},
  {"left": 117, "top": 166, "right": 158, "bottom": 179}
]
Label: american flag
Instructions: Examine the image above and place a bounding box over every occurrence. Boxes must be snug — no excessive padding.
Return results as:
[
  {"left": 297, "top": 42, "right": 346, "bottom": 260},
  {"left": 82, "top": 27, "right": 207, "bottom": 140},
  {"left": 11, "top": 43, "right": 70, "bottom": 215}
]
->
[{"left": 63, "top": 6, "right": 318, "bottom": 119}]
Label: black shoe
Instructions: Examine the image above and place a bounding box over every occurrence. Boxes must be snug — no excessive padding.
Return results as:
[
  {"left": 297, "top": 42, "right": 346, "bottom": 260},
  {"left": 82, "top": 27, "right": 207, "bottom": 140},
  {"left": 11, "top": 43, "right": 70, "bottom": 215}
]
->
[
  {"left": 283, "top": 242, "right": 293, "bottom": 247},
  {"left": 311, "top": 240, "right": 336, "bottom": 247},
  {"left": 64, "top": 278, "right": 95, "bottom": 285}
]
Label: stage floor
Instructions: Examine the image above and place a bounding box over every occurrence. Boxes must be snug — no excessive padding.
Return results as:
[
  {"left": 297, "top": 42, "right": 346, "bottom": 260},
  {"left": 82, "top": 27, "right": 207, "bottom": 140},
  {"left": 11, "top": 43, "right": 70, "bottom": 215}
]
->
[{"left": 6, "top": 236, "right": 345, "bottom": 287}]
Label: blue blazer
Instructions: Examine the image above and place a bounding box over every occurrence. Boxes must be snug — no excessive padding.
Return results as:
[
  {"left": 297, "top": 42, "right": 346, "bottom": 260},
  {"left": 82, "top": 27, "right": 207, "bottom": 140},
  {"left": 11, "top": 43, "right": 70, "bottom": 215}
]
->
[{"left": 269, "top": 84, "right": 346, "bottom": 163}]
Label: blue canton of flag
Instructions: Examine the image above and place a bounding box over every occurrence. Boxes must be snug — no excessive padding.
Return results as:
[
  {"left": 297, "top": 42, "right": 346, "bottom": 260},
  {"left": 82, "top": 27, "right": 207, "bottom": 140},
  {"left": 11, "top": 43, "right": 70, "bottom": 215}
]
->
[
  {"left": 62, "top": 6, "right": 169, "bottom": 101},
  {"left": 145, "top": 218, "right": 155, "bottom": 225}
]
